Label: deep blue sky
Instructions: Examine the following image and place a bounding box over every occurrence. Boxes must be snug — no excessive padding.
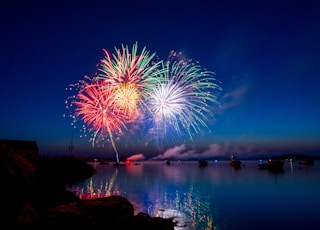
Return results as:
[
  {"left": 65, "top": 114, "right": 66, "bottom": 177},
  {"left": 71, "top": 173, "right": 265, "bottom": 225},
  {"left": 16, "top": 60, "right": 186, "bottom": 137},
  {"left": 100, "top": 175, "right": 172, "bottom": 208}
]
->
[{"left": 1, "top": 0, "right": 319, "bottom": 160}]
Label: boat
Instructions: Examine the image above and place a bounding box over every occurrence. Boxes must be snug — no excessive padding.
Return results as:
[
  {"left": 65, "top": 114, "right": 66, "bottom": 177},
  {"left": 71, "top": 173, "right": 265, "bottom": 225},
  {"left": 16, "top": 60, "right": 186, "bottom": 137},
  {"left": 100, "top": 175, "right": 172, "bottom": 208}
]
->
[
  {"left": 258, "top": 159, "right": 284, "bottom": 172},
  {"left": 266, "top": 159, "right": 284, "bottom": 172},
  {"left": 165, "top": 160, "right": 171, "bottom": 165},
  {"left": 229, "top": 154, "right": 241, "bottom": 169},
  {"left": 258, "top": 160, "right": 268, "bottom": 170},
  {"left": 298, "top": 159, "right": 314, "bottom": 166},
  {"left": 198, "top": 159, "right": 208, "bottom": 167}
]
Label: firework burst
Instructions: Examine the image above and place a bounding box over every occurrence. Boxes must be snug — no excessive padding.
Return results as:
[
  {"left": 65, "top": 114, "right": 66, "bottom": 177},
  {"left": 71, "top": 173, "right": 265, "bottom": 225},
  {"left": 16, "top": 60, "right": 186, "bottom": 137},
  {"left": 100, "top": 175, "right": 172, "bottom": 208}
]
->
[
  {"left": 66, "top": 43, "right": 164, "bottom": 162},
  {"left": 66, "top": 77, "right": 127, "bottom": 163},
  {"left": 145, "top": 51, "right": 221, "bottom": 146},
  {"left": 97, "top": 42, "right": 164, "bottom": 116},
  {"left": 66, "top": 44, "right": 222, "bottom": 160},
  {"left": 112, "top": 82, "right": 141, "bottom": 120}
]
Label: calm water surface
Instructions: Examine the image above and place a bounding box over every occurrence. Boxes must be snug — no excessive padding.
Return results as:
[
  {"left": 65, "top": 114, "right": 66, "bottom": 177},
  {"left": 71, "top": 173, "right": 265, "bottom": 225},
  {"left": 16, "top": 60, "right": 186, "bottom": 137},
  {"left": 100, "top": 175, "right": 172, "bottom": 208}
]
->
[{"left": 69, "top": 160, "right": 320, "bottom": 230}]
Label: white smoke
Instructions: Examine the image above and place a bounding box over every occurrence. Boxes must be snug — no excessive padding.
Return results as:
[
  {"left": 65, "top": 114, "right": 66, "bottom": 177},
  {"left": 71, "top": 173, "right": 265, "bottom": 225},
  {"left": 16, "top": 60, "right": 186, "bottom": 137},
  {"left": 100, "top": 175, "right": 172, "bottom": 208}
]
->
[
  {"left": 127, "top": 153, "right": 145, "bottom": 161},
  {"left": 150, "top": 141, "right": 274, "bottom": 160}
]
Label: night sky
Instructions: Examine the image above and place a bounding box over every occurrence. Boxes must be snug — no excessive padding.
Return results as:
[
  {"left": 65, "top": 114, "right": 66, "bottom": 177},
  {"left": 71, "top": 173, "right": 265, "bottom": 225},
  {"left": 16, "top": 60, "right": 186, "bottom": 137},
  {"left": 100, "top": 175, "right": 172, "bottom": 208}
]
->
[{"left": 1, "top": 0, "right": 319, "bottom": 160}]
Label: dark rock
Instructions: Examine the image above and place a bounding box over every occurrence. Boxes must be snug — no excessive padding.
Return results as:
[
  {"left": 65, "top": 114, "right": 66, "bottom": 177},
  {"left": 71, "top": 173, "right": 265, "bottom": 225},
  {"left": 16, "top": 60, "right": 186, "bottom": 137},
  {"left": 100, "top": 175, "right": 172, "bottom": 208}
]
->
[
  {"left": 0, "top": 150, "right": 174, "bottom": 230},
  {"left": 125, "top": 212, "right": 174, "bottom": 230},
  {"left": 0, "top": 148, "right": 36, "bottom": 226},
  {"left": 29, "top": 155, "right": 96, "bottom": 210},
  {"left": 27, "top": 196, "right": 174, "bottom": 230}
]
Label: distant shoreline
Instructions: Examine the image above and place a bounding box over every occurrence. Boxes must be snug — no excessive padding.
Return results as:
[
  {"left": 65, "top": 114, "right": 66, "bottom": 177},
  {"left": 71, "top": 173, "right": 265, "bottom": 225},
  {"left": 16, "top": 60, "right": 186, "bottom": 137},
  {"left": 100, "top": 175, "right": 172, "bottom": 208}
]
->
[{"left": 79, "top": 153, "right": 320, "bottom": 163}]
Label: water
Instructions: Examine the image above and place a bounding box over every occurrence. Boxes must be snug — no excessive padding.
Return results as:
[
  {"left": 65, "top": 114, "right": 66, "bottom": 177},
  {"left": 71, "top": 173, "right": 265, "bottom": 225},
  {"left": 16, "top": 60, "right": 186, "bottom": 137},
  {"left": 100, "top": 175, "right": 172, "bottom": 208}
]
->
[{"left": 68, "top": 160, "right": 320, "bottom": 230}]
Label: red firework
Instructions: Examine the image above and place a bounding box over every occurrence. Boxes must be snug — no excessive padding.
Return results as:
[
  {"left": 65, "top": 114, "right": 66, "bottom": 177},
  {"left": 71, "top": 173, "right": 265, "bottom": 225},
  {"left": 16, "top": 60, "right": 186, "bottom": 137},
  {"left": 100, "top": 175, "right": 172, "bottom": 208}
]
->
[{"left": 73, "top": 78, "right": 126, "bottom": 163}]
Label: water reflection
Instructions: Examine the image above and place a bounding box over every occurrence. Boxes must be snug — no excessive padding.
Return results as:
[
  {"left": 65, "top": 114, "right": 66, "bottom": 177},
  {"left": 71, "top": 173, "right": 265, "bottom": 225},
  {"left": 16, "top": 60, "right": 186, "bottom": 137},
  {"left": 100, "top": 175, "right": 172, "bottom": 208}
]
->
[
  {"left": 70, "top": 162, "right": 219, "bottom": 229},
  {"left": 75, "top": 166, "right": 119, "bottom": 199},
  {"left": 69, "top": 160, "right": 320, "bottom": 230}
]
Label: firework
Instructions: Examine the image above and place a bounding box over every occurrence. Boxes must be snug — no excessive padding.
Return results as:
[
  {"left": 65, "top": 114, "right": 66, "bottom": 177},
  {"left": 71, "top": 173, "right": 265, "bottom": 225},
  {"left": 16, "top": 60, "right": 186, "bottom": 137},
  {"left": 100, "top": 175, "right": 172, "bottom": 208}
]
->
[
  {"left": 66, "top": 43, "right": 164, "bottom": 162},
  {"left": 66, "top": 44, "right": 221, "bottom": 160},
  {"left": 97, "top": 42, "right": 164, "bottom": 116},
  {"left": 68, "top": 77, "right": 127, "bottom": 163},
  {"left": 112, "top": 82, "right": 140, "bottom": 120},
  {"left": 145, "top": 51, "right": 221, "bottom": 146}
]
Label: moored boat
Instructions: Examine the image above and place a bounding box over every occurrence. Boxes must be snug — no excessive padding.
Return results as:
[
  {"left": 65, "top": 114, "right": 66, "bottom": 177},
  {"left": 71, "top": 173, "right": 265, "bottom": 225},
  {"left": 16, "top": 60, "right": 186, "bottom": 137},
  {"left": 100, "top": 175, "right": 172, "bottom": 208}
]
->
[
  {"left": 198, "top": 159, "right": 208, "bottom": 167},
  {"left": 258, "top": 159, "right": 284, "bottom": 172},
  {"left": 229, "top": 154, "right": 241, "bottom": 169},
  {"left": 258, "top": 161, "right": 268, "bottom": 170},
  {"left": 298, "top": 159, "right": 314, "bottom": 166}
]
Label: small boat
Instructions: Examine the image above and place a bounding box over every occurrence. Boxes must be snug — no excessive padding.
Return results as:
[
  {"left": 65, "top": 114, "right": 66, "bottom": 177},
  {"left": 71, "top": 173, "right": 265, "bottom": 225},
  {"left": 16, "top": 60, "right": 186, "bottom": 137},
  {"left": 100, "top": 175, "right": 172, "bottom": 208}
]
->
[
  {"left": 258, "top": 160, "right": 268, "bottom": 170},
  {"left": 229, "top": 154, "right": 241, "bottom": 169},
  {"left": 298, "top": 159, "right": 314, "bottom": 166},
  {"left": 165, "top": 160, "right": 171, "bottom": 165},
  {"left": 198, "top": 159, "right": 208, "bottom": 167},
  {"left": 258, "top": 159, "right": 284, "bottom": 172}
]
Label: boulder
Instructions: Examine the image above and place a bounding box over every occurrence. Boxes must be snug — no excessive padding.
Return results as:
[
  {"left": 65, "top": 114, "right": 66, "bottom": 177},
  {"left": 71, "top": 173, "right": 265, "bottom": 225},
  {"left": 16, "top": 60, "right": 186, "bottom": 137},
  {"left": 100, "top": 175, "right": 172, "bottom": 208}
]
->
[
  {"left": 0, "top": 150, "right": 174, "bottom": 230},
  {"left": 0, "top": 149, "right": 36, "bottom": 227},
  {"left": 27, "top": 196, "right": 174, "bottom": 230}
]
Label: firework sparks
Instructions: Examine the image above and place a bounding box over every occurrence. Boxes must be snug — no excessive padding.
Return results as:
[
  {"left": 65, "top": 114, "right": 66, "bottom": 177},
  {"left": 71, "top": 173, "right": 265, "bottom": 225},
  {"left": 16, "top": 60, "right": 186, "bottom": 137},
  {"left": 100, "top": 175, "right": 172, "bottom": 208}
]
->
[
  {"left": 97, "top": 42, "right": 164, "bottom": 116},
  {"left": 67, "top": 77, "right": 127, "bottom": 163},
  {"left": 66, "top": 43, "right": 164, "bottom": 162},
  {"left": 65, "top": 44, "right": 221, "bottom": 160},
  {"left": 145, "top": 51, "right": 221, "bottom": 146},
  {"left": 113, "top": 82, "right": 140, "bottom": 119}
]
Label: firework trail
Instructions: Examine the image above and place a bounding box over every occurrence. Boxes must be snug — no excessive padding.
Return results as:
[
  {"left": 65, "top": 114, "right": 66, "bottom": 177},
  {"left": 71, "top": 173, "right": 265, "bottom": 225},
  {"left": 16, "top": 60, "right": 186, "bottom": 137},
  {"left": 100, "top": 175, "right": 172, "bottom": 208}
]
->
[
  {"left": 145, "top": 51, "right": 221, "bottom": 146},
  {"left": 67, "top": 77, "right": 127, "bottom": 163}
]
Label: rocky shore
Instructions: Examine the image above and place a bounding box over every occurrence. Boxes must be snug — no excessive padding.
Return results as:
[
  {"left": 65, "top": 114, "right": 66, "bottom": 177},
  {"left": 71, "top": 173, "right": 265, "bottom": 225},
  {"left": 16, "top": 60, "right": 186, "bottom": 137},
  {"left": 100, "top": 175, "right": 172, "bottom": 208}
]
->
[{"left": 0, "top": 147, "right": 174, "bottom": 229}]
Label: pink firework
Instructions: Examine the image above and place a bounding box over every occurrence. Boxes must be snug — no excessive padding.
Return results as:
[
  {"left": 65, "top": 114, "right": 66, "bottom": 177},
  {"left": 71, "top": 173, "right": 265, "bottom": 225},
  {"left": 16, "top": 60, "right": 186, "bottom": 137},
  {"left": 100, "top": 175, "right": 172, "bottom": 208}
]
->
[{"left": 72, "top": 78, "right": 127, "bottom": 163}]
